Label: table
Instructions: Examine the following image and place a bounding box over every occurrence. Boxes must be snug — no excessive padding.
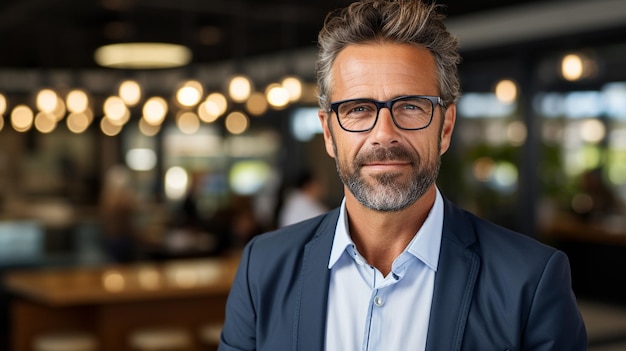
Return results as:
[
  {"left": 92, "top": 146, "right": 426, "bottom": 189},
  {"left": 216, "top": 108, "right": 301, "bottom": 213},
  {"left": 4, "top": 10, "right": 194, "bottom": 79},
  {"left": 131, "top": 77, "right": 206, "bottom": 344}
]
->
[
  {"left": 539, "top": 212, "right": 626, "bottom": 246},
  {"left": 539, "top": 212, "right": 626, "bottom": 303},
  {"left": 3, "top": 255, "right": 239, "bottom": 351}
]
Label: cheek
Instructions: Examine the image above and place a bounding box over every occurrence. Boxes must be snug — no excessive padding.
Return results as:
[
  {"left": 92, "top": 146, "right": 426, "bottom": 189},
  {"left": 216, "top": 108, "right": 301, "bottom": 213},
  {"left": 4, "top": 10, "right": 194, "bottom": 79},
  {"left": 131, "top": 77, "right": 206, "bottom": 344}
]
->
[
  {"left": 327, "top": 127, "right": 355, "bottom": 160},
  {"left": 411, "top": 135, "right": 440, "bottom": 162},
  {"left": 327, "top": 121, "right": 380, "bottom": 163},
  {"left": 331, "top": 135, "right": 349, "bottom": 162}
]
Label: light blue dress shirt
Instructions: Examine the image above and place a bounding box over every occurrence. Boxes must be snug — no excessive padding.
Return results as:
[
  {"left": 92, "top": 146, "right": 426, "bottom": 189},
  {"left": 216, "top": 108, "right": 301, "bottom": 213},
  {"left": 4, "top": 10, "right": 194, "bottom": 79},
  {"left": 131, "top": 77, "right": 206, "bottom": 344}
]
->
[{"left": 325, "top": 189, "right": 444, "bottom": 351}]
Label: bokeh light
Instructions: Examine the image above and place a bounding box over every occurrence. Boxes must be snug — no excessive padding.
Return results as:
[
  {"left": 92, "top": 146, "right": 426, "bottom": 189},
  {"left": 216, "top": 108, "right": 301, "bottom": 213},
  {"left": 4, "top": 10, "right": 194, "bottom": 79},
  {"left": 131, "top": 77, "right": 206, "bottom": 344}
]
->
[
  {"left": 66, "top": 90, "right": 89, "bottom": 113},
  {"left": 228, "top": 75, "right": 252, "bottom": 103},
  {"left": 164, "top": 166, "right": 189, "bottom": 201},
  {"left": 67, "top": 112, "right": 91, "bottom": 134},
  {"left": 143, "top": 97, "right": 168, "bottom": 125},
  {"left": 562, "top": 54, "right": 583, "bottom": 81},
  {"left": 103, "top": 96, "right": 128, "bottom": 122},
  {"left": 34, "top": 112, "right": 57, "bottom": 133},
  {"left": 495, "top": 79, "right": 518, "bottom": 104},
  {"left": 100, "top": 115, "right": 123, "bottom": 136},
  {"left": 266, "top": 83, "right": 289, "bottom": 109},
  {"left": 36, "top": 89, "right": 58, "bottom": 113},
  {"left": 11, "top": 105, "right": 34, "bottom": 132},
  {"left": 225, "top": 111, "right": 249, "bottom": 135},
  {"left": 139, "top": 117, "right": 161, "bottom": 136},
  {"left": 176, "top": 111, "right": 200, "bottom": 134},
  {"left": 245, "top": 92, "right": 268, "bottom": 116},
  {"left": 0, "top": 94, "right": 6, "bottom": 114},
  {"left": 176, "top": 80, "right": 203, "bottom": 107},
  {"left": 119, "top": 80, "right": 142, "bottom": 106},
  {"left": 281, "top": 76, "right": 302, "bottom": 102}
]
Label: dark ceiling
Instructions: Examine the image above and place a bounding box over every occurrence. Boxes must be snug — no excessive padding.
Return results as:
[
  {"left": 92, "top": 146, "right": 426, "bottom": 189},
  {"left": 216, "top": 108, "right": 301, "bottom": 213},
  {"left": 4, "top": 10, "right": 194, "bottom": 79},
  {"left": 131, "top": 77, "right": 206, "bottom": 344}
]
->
[{"left": 0, "top": 0, "right": 545, "bottom": 69}]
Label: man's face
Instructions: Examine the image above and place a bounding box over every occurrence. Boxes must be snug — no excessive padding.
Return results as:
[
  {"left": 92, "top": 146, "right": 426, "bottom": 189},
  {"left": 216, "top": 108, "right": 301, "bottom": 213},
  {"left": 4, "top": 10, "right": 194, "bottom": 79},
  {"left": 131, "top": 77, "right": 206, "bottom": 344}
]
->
[{"left": 318, "top": 43, "right": 456, "bottom": 212}]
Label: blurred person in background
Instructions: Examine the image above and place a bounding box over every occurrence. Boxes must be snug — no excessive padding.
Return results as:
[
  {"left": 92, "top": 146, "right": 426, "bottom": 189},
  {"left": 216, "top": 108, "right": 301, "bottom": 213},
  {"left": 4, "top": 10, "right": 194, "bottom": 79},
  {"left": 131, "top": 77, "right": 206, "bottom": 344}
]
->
[
  {"left": 177, "top": 171, "right": 203, "bottom": 230},
  {"left": 277, "top": 169, "right": 328, "bottom": 227},
  {"left": 576, "top": 167, "right": 625, "bottom": 222},
  {"left": 219, "top": 1, "right": 587, "bottom": 350},
  {"left": 209, "top": 195, "right": 264, "bottom": 254},
  {"left": 99, "top": 164, "right": 139, "bottom": 262}
]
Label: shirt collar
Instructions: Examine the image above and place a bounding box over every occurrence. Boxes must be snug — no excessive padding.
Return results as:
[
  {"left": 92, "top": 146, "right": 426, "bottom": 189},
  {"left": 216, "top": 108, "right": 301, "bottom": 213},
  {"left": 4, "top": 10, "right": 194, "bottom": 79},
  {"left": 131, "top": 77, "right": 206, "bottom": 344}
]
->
[
  {"left": 328, "top": 197, "right": 351, "bottom": 269},
  {"left": 328, "top": 188, "right": 444, "bottom": 272}
]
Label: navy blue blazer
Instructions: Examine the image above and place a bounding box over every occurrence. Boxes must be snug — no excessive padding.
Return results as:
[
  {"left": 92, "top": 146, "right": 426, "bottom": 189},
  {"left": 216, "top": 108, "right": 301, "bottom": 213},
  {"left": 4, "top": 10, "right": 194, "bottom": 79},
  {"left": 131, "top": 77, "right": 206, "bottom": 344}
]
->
[{"left": 219, "top": 198, "right": 587, "bottom": 351}]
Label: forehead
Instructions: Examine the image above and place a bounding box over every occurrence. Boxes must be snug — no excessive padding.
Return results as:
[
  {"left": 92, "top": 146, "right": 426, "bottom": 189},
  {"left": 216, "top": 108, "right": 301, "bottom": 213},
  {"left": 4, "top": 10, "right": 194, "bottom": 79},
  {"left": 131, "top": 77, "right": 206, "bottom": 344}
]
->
[{"left": 330, "top": 43, "right": 438, "bottom": 99}]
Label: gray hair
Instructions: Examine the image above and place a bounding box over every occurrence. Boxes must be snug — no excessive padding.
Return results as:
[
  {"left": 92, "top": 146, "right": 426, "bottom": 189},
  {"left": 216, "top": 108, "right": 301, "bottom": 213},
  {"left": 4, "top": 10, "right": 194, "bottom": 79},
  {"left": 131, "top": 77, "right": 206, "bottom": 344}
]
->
[{"left": 315, "top": 0, "right": 461, "bottom": 111}]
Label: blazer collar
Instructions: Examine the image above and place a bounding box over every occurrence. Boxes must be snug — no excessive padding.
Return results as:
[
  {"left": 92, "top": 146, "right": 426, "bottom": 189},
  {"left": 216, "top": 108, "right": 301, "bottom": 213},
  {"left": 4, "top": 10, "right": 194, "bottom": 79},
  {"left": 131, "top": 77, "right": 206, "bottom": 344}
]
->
[
  {"left": 294, "top": 208, "right": 339, "bottom": 351},
  {"left": 425, "top": 198, "right": 480, "bottom": 351}
]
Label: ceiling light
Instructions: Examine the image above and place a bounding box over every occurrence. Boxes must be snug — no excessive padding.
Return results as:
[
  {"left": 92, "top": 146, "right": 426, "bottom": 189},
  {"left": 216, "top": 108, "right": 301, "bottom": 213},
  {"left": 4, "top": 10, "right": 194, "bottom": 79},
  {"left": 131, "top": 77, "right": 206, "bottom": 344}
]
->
[
  {"left": 36, "top": 89, "right": 58, "bottom": 113},
  {"left": 103, "top": 96, "right": 127, "bottom": 121},
  {"left": 228, "top": 76, "right": 252, "bottom": 103},
  {"left": 176, "top": 80, "right": 203, "bottom": 107},
  {"left": 245, "top": 92, "right": 268, "bottom": 116},
  {"left": 143, "top": 97, "right": 168, "bottom": 125},
  {"left": 206, "top": 93, "right": 228, "bottom": 116},
  {"left": 281, "top": 76, "right": 302, "bottom": 102},
  {"left": 0, "top": 94, "right": 6, "bottom": 114},
  {"left": 561, "top": 54, "right": 583, "bottom": 81},
  {"left": 11, "top": 105, "right": 34, "bottom": 132},
  {"left": 119, "top": 80, "right": 142, "bottom": 106},
  {"left": 494, "top": 79, "right": 517, "bottom": 104},
  {"left": 94, "top": 42, "right": 192, "bottom": 69},
  {"left": 266, "top": 83, "right": 289, "bottom": 109},
  {"left": 225, "top": 111, "right": 249, "bottom": 135},
  {"left": 66, "top": 90, "right": 89, "bottom": 113}
]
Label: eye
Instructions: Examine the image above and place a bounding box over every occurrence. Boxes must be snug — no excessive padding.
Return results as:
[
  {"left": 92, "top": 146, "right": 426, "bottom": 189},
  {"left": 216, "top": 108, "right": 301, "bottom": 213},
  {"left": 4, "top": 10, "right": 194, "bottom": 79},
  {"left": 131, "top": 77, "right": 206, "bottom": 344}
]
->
[
  {"left": 395, "top": 99, "right": 430, "bottom": 114},
  {"left": 350, "top": 105, "right": 372, "bottom": 113},
  {"left": 340, "top": 101, "right": 375, "bottom": 116},
  {"left": 397, "top": 102, "right": 423, "bottom": 112}
]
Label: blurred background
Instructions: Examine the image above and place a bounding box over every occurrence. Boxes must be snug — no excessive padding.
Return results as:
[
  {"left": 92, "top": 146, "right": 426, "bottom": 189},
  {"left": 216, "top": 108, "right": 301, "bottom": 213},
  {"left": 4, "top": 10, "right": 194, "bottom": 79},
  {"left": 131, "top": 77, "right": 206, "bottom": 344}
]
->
[{"left": 1, "top": 0, "right": 626, "bottom": 350}]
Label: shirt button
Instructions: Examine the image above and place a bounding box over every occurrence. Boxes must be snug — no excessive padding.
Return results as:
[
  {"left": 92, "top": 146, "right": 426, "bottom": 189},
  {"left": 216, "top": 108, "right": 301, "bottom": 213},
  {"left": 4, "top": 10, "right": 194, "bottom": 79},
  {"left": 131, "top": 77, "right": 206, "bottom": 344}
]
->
[{"left": 373, "top": 296, "right": 384, "bottom": 306}]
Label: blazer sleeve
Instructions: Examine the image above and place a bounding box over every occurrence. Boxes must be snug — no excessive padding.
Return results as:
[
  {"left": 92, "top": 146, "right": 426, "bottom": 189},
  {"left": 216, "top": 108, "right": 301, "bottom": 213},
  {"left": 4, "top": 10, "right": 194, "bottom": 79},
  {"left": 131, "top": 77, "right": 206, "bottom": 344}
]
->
[
  {"left": 219, "top": 238, "right": 258, "bottom": 351},
  {"left": 522, "top": 250, "right": 588, "bottom": 350}
]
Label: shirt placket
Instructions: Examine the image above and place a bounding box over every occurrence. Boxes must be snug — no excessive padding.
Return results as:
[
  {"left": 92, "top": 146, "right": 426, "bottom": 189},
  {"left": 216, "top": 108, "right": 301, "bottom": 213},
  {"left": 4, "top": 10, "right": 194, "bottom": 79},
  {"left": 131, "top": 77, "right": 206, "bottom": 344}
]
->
[{"left": 362, "top": 266, "right": 398, "bottom": 351}]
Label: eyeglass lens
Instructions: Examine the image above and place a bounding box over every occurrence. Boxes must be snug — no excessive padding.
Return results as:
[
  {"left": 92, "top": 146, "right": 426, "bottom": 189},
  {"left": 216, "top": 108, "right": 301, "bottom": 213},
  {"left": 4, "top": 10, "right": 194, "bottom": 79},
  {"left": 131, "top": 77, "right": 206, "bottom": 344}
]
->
[{"left": 336, "top": 96, "right": 434, "bottom": 131}]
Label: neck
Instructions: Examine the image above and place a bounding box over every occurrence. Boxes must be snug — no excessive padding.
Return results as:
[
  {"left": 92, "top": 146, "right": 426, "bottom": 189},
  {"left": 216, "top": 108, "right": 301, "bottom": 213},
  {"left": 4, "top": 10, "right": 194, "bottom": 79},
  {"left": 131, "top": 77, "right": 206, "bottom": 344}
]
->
[{"left": 345, "top": 187, "right": 436, "bottom": 276}]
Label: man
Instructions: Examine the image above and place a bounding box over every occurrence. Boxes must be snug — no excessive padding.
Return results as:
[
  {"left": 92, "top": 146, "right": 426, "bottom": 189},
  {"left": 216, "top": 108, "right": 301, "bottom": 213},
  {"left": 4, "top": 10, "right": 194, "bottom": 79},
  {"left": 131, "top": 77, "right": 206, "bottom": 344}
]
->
[
  {"left": 219, "top": 1, "right": 587, "bottom": 350},
  {"left": 278, "top": 170, "right": 328, "bottom": 227}
]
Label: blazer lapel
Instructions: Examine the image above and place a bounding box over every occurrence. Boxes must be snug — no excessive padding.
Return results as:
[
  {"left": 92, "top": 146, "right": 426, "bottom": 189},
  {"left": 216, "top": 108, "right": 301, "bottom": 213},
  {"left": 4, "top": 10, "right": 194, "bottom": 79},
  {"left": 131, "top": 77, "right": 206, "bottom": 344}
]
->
[
  {"left": 293, "top": 209, "right": 338, "bottom": 351},
  {"left": 426, "top": 199, "right": 480, "bottom": 351}
]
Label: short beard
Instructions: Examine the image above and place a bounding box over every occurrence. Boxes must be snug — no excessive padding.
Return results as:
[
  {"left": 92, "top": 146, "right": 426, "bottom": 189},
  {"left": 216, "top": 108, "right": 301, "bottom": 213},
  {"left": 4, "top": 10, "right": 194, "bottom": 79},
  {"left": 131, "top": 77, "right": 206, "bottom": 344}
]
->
[{"left": 332, "top": 138, "right": 441, "bottom": 212}]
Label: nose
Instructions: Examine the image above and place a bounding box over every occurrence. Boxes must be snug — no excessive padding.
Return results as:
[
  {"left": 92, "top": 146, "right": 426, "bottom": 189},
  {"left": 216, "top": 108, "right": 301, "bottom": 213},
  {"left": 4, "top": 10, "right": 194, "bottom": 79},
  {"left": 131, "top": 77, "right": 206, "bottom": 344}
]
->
[{"left": 369, "top": 107, "right": 399, "bottom": 145}]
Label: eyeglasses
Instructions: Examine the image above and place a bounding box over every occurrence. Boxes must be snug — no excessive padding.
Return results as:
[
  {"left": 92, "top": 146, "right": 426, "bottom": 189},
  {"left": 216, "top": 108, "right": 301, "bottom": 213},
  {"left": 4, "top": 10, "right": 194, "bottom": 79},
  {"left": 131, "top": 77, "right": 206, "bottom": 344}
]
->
[{"left": 328, "top": 95, "right": 443, "bottom": 132}]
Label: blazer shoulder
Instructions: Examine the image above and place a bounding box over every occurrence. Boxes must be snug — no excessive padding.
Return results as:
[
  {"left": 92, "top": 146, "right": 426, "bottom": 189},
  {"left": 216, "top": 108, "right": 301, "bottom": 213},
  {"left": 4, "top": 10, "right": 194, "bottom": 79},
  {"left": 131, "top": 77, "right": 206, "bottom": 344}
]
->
[
  {"left": 473, "top": 213, "right": 556, "bottom": 259},
  {"left": 245, "top": 208, "right": 339, "bottom": 261},
  {"left": 444, "top": 199, "right": 558, "bottom": 264}
]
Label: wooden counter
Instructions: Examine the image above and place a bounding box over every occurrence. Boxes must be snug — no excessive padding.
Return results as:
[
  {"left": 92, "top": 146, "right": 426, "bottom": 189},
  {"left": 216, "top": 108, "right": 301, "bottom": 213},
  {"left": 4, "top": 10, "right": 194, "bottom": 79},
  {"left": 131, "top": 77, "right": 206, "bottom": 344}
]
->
[
  {"left": 539, "top": 213, "right": 626, "bottom": 303},
  {"left": 539, "top": 213, "right": 626, "bottom": 246},
  {"left": 3, "top": 255, "right": 240, "bottom": 351}
]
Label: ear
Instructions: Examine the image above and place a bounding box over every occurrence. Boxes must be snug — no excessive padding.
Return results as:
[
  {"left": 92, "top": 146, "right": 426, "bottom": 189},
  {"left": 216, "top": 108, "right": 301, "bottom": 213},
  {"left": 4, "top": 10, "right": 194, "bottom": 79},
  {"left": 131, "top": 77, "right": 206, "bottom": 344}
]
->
[
  {"left": 439, "top": 103, "right": 456, "bottom": 155},
  {"left": 318, "top": 109, "right": 336, "bottom": 158}
]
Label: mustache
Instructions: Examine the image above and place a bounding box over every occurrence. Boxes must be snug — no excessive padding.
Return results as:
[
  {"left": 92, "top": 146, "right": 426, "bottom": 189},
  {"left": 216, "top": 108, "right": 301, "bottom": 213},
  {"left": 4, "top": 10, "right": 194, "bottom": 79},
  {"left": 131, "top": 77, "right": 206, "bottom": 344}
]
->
[{"left": 355, "top": 146, "right": 415, "bottom": 166}]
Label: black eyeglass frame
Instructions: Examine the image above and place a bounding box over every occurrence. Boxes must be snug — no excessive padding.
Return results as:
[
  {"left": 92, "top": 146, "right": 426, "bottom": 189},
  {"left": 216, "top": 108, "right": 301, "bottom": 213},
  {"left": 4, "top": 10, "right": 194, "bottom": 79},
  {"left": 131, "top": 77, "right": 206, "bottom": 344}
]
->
[{"left": 328, "top": 95, "right": 444, "bottom": 133}]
